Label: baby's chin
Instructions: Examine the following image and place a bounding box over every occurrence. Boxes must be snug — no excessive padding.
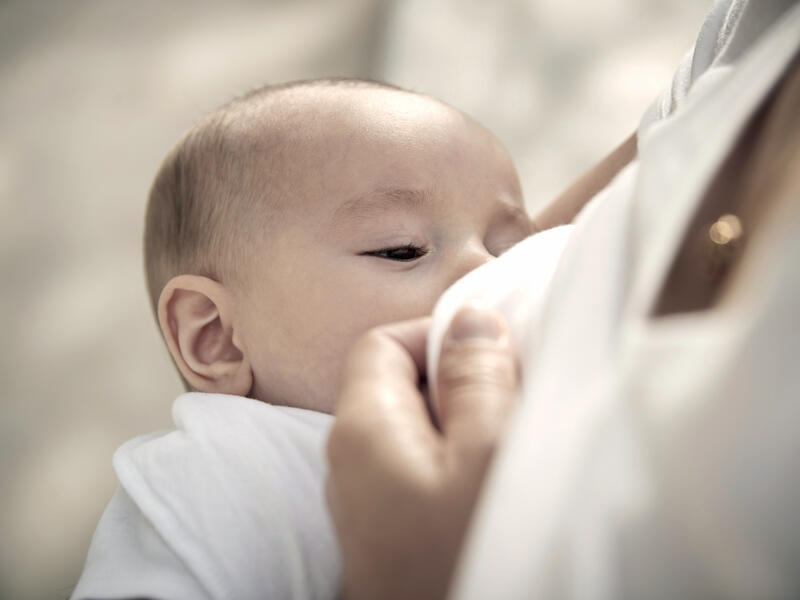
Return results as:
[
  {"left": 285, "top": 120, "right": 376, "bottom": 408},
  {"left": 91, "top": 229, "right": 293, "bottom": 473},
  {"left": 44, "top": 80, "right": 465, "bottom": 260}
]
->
[{"left": 426, "top": 226, "right": 573, "bottom": 415}]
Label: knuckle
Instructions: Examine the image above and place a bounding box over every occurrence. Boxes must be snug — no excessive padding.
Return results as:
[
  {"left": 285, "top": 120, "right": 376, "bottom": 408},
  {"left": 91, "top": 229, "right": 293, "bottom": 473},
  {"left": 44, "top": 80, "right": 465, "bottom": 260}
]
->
[
  {"left": 345, "top": 327, "right": 394, "bottom": 376},
  {"left": 353, "top": 326, "right": 388, "bottom": 356},
  {"left": 437, "top": 346, "right": 516, "bottom": 395}
]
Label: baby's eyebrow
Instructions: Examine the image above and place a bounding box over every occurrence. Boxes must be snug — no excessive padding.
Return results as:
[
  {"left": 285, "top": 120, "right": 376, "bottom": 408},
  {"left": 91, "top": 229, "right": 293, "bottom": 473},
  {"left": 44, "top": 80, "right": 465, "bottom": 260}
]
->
[{"left": 332, "top": 187, "right": 431, "bottom": 223}]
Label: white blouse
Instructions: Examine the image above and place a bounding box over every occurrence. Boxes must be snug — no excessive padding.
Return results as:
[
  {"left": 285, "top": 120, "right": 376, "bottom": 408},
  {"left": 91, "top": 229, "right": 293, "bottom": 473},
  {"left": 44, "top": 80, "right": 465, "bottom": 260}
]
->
[{"left": 448, "top": 1, "right": 800, "bottom": 598}]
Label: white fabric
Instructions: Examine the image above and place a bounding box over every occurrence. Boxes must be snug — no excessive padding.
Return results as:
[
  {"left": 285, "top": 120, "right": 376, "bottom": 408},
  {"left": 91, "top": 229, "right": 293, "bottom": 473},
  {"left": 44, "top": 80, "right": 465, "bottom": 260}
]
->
[
  {"left": 639, "top": 0, "right": 797, "bottom": 137},
  {"left": 71, "top": 393, "right": 338, "bottom": 600},
  {"left": 448, "top": 1, "right": 800, "bottom": 598}
]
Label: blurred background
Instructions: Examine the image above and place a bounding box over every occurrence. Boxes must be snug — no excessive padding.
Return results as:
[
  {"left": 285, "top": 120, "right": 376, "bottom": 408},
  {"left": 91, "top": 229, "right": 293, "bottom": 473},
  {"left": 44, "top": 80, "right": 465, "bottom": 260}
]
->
[{"left": 0, "top": 1, "right": 710, "bottom": 597}]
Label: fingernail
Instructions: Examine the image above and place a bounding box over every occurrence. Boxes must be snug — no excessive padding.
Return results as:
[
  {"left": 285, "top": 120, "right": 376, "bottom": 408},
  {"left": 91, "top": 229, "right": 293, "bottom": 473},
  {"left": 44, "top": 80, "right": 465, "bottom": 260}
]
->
[{"left": 448, "top": 304, "right": 505, "bottom": 341}]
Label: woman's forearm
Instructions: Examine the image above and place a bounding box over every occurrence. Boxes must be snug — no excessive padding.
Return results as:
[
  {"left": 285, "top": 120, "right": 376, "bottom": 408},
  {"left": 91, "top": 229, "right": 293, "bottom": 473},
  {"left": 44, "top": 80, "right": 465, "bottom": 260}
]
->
[{"left": 532, "top": 131, "right": 637, "bottom": 231}]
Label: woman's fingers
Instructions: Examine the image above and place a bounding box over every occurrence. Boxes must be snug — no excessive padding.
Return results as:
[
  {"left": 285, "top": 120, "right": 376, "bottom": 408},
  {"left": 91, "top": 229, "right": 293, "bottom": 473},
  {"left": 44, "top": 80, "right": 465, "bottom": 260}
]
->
[
  {"left": 327, "top": 316, "right": 444, "bottom": 600},
  {"left": 332, "top": 316, "right": 433, "bottom": 436},
  {"left": 436, "top": 305, "right": 518, "bottom": 466}
]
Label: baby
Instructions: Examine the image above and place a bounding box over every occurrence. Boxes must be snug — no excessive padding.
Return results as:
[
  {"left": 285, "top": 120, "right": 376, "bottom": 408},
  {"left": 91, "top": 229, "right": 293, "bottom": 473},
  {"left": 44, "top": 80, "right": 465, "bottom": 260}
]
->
[
  {"left": 146, "top": 78, "right": 532, "bottom": 411},
  {"left": 72, "top": 78, "right": 535, "bottom": 600}
]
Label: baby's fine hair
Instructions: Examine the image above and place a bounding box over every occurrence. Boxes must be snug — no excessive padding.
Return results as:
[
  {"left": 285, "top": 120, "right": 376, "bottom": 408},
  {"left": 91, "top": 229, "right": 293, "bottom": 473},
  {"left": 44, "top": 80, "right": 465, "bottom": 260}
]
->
[{"left": 143, "top": 77, "right": 404, "bottom": 318}]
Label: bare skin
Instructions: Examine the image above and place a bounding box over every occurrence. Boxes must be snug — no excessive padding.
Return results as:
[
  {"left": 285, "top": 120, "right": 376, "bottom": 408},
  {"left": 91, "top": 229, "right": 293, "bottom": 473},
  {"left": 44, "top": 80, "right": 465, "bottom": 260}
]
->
[{"left": 532, "top": 132, "right": 637, "bottom": 231}]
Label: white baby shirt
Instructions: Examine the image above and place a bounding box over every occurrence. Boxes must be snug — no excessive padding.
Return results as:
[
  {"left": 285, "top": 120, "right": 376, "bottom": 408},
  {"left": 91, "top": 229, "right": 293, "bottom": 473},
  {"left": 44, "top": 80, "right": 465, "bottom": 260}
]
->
[{"left": 71, "top": 393, "right": 338, "bottom": 600}]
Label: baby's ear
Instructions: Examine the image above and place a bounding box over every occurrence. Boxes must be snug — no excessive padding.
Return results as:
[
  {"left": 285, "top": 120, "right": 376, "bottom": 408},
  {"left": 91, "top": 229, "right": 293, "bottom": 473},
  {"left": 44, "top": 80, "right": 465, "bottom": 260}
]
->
[{"left": 158, "top": 275, "right": 252, "bottom": 396}]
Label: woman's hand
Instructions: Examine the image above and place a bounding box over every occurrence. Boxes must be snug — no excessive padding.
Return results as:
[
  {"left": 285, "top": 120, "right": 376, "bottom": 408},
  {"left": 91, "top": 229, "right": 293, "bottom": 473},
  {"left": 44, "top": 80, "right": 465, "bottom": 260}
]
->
[{"left": 326, "top": 305, "right": 518, "bottom": 600}]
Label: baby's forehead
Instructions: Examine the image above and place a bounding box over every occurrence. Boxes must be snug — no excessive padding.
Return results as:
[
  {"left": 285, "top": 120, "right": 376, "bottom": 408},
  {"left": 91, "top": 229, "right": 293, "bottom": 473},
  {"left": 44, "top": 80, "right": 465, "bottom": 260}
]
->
[{"left": 234, "top": 85, "right": 518, "bottom": 218}]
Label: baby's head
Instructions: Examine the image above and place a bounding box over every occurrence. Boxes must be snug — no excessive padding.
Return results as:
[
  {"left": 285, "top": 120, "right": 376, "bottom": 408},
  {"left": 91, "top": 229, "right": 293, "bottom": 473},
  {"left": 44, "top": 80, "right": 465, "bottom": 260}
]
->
[{"left": 145, "top": 78, "right": 531, "bottom": 413}]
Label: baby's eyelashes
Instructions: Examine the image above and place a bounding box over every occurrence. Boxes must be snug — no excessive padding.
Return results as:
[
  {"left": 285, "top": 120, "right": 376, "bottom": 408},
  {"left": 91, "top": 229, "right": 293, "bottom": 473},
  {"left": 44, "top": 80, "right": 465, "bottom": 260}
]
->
[{"left": 362, "top": 244, "right": 429, "bottom": 262}]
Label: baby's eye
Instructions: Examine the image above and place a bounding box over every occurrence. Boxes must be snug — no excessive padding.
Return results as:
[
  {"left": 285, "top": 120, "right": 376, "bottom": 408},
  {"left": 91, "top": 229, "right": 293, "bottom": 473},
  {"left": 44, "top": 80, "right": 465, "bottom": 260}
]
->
[{"left": 363, "top": 244, "right": 428, "bottom": 262}]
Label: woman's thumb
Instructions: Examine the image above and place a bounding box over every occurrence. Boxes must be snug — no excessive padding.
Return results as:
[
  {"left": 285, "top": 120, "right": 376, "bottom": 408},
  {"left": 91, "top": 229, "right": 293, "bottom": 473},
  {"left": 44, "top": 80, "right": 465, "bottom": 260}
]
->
[{"left": 436, "top": 304, "right": 518, "bottom": 458}]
